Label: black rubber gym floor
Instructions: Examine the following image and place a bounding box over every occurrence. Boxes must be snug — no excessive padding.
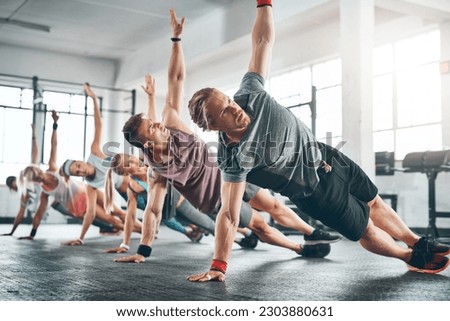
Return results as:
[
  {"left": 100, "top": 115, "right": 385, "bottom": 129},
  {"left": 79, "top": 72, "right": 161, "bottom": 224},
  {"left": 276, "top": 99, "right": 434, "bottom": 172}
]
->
[{"left": 0, "top": 224, "right": 449, "bottom": 301}]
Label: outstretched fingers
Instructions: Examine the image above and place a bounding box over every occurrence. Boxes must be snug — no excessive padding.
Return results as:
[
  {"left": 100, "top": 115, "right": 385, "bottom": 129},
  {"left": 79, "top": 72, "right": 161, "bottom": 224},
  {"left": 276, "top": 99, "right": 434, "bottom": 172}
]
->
[
  {"left": 187, "top": 271, "right": 225, "bottom": 282},
  {"left": 113, "top": 254, "right": 145, "bottom": 263}
]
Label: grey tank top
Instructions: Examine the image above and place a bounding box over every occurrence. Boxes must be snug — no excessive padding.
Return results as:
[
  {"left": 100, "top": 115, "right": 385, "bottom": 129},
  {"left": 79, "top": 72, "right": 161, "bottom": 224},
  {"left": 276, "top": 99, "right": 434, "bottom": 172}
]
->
[
  {"left": 85, "top": 153, "right": 123, "bottom": 189},
  {"left": 145, "top": 128, "right": 221, "bottom": 214}
]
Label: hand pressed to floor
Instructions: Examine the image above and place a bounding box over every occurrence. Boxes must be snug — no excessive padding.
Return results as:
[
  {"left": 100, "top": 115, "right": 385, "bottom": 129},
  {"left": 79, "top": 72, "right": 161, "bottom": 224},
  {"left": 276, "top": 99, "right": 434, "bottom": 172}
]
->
[
  {"left": 113, "top": 254, "right": 145, "bottom": 263},
  {"left": 187, "top": 270, "right": 225, "bottom": 282}
]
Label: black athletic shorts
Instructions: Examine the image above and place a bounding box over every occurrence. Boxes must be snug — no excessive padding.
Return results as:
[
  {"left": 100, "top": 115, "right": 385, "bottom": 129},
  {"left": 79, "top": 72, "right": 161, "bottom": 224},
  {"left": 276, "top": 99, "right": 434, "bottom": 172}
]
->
[{"left": 292, "top": 143, "right": 378, "bottom": 241}]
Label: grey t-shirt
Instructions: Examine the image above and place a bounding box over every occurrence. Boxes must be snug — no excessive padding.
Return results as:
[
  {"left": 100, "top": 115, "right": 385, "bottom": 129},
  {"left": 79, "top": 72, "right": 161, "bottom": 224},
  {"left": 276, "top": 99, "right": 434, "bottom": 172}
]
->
[{"left": 217, "top": 72, "right": 322, "bottom": 199}]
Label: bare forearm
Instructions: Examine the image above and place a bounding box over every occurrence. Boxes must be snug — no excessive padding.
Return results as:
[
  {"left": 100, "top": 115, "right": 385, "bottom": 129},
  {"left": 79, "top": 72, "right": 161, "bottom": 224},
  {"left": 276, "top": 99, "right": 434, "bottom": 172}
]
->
[
  {"left": 122, "top": 208, "right": 136, "bottom": 246},
  {"left": 31, "top": 135, "right": 38, "bottom": 164},
  {"left": 147, "top": 94, "right": 157, "bottom": 121},
  {"left": 11, "top": 207, "right": 26, "bottom": 234},
  {"left": 79, "top": 209, "right": 95, "bottom": 240},
  {"left": 140, "top": 209, "right": 160, "bottom": 246},
  {"left": 249, "top": 4, "right": 274, "bottom": 78},
  {"left": 93, "top": 98, "right": 102, "bottom": 132},
  {"left": 168, "top": 42, "right": 185, "bottom": 85},
  {"left": 213, "top": 210, "right": 239, "bottom": 262},
  {"left": 253, "top": 6, "right": 274, "bottom": 44}
]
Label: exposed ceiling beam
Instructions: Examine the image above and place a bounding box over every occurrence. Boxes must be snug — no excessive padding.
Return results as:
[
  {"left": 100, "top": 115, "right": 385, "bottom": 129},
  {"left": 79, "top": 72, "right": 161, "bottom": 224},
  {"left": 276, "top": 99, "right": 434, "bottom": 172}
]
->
[{"left": 0, "top": 18, "right": 50, "bottom": 32}]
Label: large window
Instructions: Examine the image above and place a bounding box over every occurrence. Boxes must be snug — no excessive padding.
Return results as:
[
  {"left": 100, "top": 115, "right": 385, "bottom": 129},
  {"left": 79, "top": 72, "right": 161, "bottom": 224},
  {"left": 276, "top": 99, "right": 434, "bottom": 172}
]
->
[
  {"left": 0, "top": 85, "right": 35, "bottom": 183},
  {"left": 0, "top": 85, "right": 95, "bottom": 183},
  {"left": 373, "top": 30, "right": 442, "bottom": 159},
  {"left": 269, "top": 58, "right": 342, "bottom": 145},
  {"left": 42, "top": 91, "right": 94, "bottom": 164}
]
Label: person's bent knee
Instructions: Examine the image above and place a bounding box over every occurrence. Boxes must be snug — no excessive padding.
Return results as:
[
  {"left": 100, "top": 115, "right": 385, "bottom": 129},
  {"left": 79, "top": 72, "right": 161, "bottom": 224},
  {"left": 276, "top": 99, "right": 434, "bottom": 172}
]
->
[{"left": 247, "top": 215, "right": 269, "bottom": 234}]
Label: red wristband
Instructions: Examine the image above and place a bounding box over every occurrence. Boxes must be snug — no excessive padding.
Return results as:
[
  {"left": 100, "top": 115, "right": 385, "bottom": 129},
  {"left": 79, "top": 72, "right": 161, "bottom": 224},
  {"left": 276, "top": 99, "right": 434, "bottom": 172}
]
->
[
  {"left": 257, "top": 0, "right": 272, "bottom": 7},
  {"left": 210, "top": 259, "right": 227, "bottom": 274}
]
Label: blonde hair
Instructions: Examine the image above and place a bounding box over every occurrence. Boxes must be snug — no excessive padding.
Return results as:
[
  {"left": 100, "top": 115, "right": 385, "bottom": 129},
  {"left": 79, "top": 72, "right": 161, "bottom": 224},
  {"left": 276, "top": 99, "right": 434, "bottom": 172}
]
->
[
  {"left": 18, "top": 165, "right": 42, "bottom": 196},
  {"left": 103, "top": 153, "right": 125, "bottom": 214},
  {"left": 104, "top": 168, "right": 115, "bottom": 214}
]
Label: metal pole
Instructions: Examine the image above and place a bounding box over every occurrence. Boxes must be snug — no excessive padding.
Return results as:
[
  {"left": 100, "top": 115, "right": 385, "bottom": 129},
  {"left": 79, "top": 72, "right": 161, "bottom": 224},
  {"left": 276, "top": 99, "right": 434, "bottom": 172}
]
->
[{"left": 131, "top": 89, "right": 136, "bottom": 115}]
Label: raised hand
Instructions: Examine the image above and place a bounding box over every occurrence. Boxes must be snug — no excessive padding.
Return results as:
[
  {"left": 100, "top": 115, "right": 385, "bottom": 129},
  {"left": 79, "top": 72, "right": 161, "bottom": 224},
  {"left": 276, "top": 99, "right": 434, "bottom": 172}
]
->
[
  {"left": 141, "top": 74, "right": 156, "bottom": 96},
  {"left": 170, "top": 8, "right": 185, "bottom": 38},
  {"left": 83, "top": 83, "right": 96, "bottom": 98},
  {"left": 51, "top": 110, "right": 59, "bottom": 123},
  {"left": 113, "top": 254, "right": 145, "bottom": 263}
]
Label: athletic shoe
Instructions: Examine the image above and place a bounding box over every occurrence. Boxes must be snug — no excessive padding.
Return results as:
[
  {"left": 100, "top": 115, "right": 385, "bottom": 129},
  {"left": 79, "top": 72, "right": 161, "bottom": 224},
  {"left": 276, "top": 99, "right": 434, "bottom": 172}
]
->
[
  {"left": 412, "top": 237, "right": 450, "bottom": 256},
  {"left": 407, "top": 248, "right": 450, "bottom": 274},
  {"left": 185, "top": 226, "right": 203, "bottom": 243},
  {"left": 304, "top": 229, "right": 342, "bottom": 245},
  {"left": 235, "top": 233, "right": 259, "bottom": 249},
  {"left": 297, "top": 244, "right": 331, "bottom": 258}
]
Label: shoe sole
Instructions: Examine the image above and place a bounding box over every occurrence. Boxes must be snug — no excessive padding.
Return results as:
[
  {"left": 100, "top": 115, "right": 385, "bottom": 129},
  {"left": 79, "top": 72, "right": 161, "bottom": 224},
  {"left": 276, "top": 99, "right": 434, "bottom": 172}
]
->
[
  {"left": 435, "top": 249, "right": 450, "bottom": 256},
  {"left": 407, "top": 258, "right": 450, "bottom": 274},
  {"left": 304, "top": 237, "right": 342, "bottom": 245}
]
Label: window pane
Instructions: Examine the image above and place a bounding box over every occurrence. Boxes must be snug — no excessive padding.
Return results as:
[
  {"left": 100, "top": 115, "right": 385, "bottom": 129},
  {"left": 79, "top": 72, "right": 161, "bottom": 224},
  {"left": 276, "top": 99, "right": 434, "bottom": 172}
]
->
[
  {"left": 373, "top": 74, "right": 393, "bottom": 131},
  {"left": 397, "top": 63, "right": 441, "bottom": 127},
  {"left": 396, "top": 124, "right": 442, "bottom": 159},
  {"left": 316, "top": 86, "right": 342, "bottom": 139},
  {"left": 42, "top": 113, "right": 89, "bottom": 163},
  {"left": 0, "top": 108, "right": 3, "bottom": 162},
  {"left": 373, "top": 130, "right": 394, "bottom": 153},
  {"left": 270, "top": 68, "right": 312, "bottom": 106},
  {"left": 43, "top": 91, "right": 71, "bottom": 113},
  {"left": 312, "top": 58, "right": 341, "bottom": 89},
  {"left": 0, "top": 86, "right": 21, "bottom": 107},
  {"left": 2, "top": 109, "right": 33, "bottom": 163},
  {"left": 22, "top": 89, "right": 34, "bottom": 109},
  {"left": 317, "top": 135, "right": 343, "bottom": 146},
  {"left": 70, "top": 94, "right": 87, "bottom": 114},
  {"left": 373, "top": 44, "right": 393, "bottom": 76},
  {"left": 0, "top": 163, "right": 29, "bottom": 185},
  {"left": 395, "top": 30, "right": 440, "bottom": 71},
  {"left": 289, "top": 105, "right": 312, "bottom": 130}
]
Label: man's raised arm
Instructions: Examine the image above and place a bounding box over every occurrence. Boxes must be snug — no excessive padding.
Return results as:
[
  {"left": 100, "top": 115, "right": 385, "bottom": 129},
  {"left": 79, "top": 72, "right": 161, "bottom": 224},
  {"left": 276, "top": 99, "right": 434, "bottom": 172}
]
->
[
  {"left": 163, "top": 8, "right": 189, "bottom": 130},
  {"left": 248, "top": 1, "right": 274, "bottom": 80}
]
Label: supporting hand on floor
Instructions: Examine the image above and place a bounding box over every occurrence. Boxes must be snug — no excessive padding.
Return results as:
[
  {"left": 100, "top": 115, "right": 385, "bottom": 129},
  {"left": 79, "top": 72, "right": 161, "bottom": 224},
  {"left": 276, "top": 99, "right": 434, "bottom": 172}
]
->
[
  {"left": 62, "top": 239, "right": 83, "bottom": 246},
  {"left": 187, "top": 270, "right": 225, "bottom": 282},
  {"left": 18, "top": 236, "right": 34, "bottom": 240},
  {"left": 113, "top": 254, "right": 145, "bottom": 263},
  {"left": 105, "top": 246, "right": 128, "bottom": 254}
]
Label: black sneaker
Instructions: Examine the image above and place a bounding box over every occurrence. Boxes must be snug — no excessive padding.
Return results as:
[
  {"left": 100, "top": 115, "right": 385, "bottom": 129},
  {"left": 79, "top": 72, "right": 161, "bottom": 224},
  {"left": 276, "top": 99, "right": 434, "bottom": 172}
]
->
[
  {"left": 304, "top": 229, "right": 342, "bottom": 245},
  {"left": 407, "top": 248, "right": 450, "bottom": 274},
  {"left": 413, "top": 237, "right": 450, "bottom": 256},
  {"left": 235, "top": 233, "right": 259, "bottom": 249},
  {"left": 297, "top": 244, "right": 331, "bottom": 258},
  {"left": 185, "top": 228, "right": 203, "bottom": 243}
]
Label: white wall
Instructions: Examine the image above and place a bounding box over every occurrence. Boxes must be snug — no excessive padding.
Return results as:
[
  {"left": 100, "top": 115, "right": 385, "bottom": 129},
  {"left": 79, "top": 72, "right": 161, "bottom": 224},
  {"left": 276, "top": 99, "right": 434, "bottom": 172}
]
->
[{"left": 0, "top": 44, "right": 117, "bottom": 87}]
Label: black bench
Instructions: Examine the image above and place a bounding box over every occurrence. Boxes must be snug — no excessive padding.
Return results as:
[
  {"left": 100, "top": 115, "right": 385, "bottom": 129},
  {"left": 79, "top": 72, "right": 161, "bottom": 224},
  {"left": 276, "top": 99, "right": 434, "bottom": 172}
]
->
[{"left": 402, "top": 150, "right": 450, "bottom": 238}]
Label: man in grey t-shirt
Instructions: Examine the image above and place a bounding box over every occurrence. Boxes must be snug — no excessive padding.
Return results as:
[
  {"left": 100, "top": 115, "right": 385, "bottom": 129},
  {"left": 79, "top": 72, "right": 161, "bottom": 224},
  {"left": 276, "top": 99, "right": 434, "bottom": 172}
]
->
[{"left": 187, "top": 1, "right": 449, "bottom": 281}]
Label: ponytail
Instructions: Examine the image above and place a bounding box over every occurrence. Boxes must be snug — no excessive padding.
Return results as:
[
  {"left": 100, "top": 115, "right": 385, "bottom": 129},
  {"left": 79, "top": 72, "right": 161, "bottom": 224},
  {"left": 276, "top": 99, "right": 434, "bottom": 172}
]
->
[{"left": 104, "top": 168, "right": 115, "bottom": 214}]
